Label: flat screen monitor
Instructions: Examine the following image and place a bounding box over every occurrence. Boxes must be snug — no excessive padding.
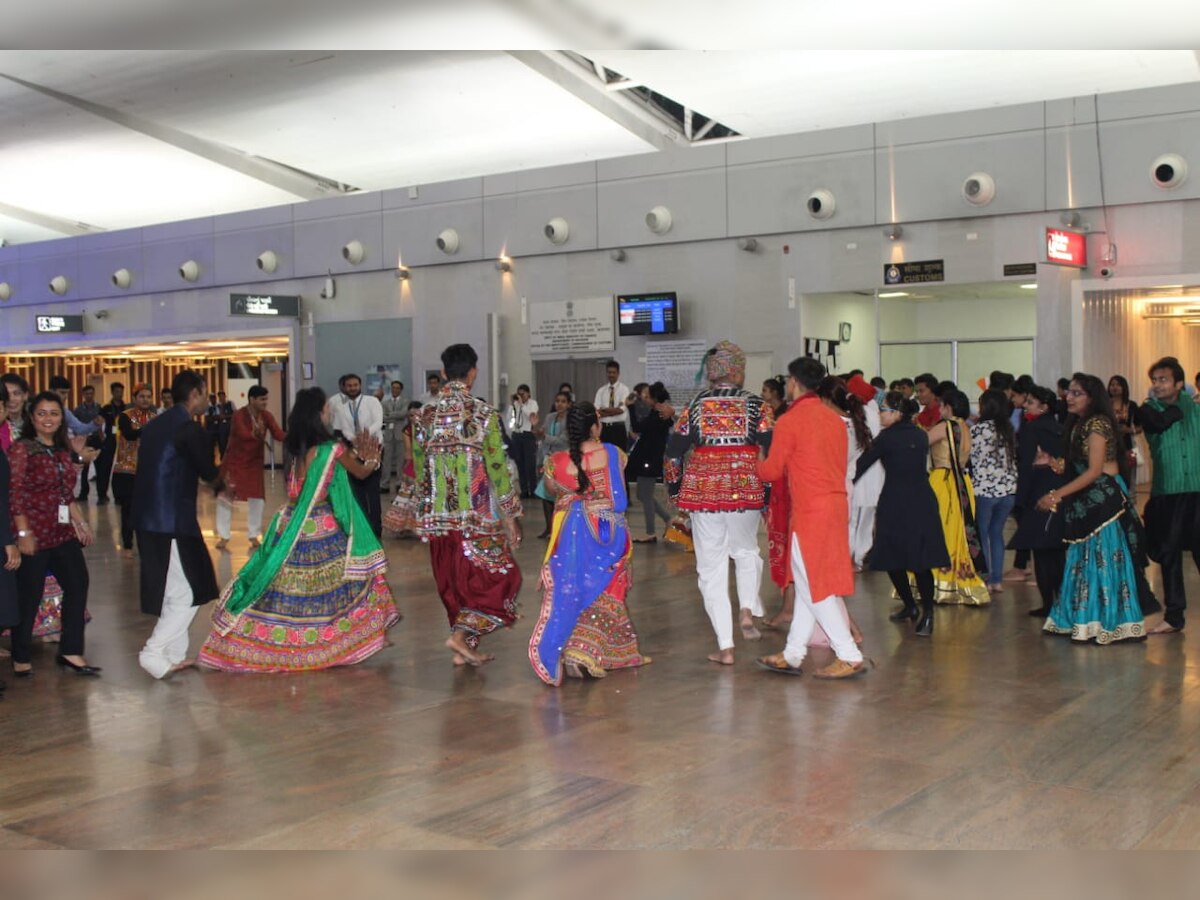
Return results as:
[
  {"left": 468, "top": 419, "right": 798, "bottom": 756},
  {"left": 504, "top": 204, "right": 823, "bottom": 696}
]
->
[{"left": 617, "top": 292, "right": 680, "bottom": 336}]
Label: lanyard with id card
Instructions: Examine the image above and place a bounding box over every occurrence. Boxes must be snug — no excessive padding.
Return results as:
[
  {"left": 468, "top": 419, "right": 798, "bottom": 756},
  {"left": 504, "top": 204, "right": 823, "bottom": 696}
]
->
[{"left": 37, "top": 443, "right": 72, "bottom": 525}]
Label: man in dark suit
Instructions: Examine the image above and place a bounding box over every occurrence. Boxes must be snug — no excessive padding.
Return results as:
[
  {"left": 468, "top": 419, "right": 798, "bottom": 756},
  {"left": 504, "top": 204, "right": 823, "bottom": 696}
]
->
[
  {"left": 133, "top": 370, "right": 224, "bottom": 679},
  {"left": 94, "top": 382, "right": 127, "bottom": 504}
]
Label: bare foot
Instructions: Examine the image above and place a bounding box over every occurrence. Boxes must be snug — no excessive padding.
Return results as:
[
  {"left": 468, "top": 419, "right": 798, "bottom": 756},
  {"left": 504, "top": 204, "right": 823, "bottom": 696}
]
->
[
  {"left": 1148, "top": 621, "right": 1183, "bottom": 635},
  {"left": 168, "top": 659, "right": 196, "bottom": 675},
  {"left": 765, "top": 614, "right": 792, "bottom": 630},
  {"left": 740, "top": 613, "right": 762, "bottom": 641},
  {"left": 452, "top": 653, "right": 468, "bottom": 666},
  {"left": 708, "top": 649, "right": 735, "bottom": 665},
  {"left": 445, "top": 634, "right": 493, "bottom": 666}
]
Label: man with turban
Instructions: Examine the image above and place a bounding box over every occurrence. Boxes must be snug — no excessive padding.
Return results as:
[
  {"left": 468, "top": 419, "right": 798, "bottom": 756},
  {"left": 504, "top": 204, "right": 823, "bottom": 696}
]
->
[{"left": 665, "top": 341, "right": 774, "bottom": 664}]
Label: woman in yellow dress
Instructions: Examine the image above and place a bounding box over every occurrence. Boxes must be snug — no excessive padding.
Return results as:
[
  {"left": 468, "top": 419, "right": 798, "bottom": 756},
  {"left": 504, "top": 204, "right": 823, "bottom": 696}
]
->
[{"left": 924, "top": 388, "right": 990, "bottom": 605}]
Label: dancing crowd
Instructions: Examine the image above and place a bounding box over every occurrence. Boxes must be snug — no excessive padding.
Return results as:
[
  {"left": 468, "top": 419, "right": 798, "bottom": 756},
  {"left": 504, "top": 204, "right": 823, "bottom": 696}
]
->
[{"left": 1, "top": 342, "right": 1198, "bottom": 695}]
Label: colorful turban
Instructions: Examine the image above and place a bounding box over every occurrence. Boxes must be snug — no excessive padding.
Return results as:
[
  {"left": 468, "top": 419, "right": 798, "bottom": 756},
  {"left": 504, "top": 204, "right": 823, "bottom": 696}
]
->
[
  {"left": 846, "top": 374, "right": 876, "bottom": 404},
  {"left": 702, "top": 340, "right": 746, "bottom": 386}
]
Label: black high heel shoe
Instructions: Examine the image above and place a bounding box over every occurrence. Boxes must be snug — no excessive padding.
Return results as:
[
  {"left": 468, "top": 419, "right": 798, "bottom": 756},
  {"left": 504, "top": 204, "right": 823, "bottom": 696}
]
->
[{"left": 55, "top": 655, "right": 102, "bottom": 676}]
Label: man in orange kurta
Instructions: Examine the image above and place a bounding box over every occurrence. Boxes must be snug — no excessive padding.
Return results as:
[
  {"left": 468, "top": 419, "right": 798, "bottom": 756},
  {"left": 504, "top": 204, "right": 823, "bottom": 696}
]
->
[
  {"left": 756, "top": 357, "right": 865, "bottom": 678},
  {"left": 216, "top": 386, "right": 286, "bottom": 550}
]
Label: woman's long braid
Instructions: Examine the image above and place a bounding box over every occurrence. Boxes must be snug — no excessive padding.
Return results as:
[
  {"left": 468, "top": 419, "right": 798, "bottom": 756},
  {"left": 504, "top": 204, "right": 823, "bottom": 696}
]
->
[{"left": 566, "top": 401, "right": 596, "bottom": 494}]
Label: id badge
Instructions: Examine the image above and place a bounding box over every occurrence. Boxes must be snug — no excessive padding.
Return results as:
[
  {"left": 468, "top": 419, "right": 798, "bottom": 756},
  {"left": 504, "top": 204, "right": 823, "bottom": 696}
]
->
[{"left": 58, "top": 505, "right": 71, "bottom": 525}]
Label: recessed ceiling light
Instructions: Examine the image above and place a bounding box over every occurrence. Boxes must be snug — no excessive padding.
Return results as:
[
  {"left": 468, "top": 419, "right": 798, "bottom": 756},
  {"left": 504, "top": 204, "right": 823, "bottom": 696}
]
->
[
  {"left": 1020, "top": 283, "right": 1037, "bottom": 289},
  {"left": 878, "top": 291, "right": 909, "bottom": 298}
]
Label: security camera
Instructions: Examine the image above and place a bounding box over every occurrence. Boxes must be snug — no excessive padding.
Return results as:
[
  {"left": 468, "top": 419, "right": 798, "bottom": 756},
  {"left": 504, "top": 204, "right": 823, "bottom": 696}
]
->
[
  {"left": 320, "top": 276, "right": 336, "bottom": 299},
  {"left": 94, "top": 309, "right": 109, "bottom": 320},
  {"left": 544, "top": 217, "right": 569, "bottom": 245},
  {"left": 962, "top": 172, "right": 996, "bottom": 206},
  {"left": 1098, "top": 266, "right": 1115, "bottom": 279},
  {"left": 112, "top": 268, "right": 132, "bottom": 289},
  {"left": 179, "top": 260, "right": 200, "bottom": 282},
  {"left": 645, "top": 206, "right": 673, "bottom": 235},
  {"left": 436, "top": 228, "right": 459, "bottom": 254},
  {"left": 1151, "top": 153, "right": 1188, "bottom": 189},
  {"left": 49, "top": 275, "right": 70, "bottom": 295},
  {"left": 0, "top": 282, "right": 11, "bottom": 301},
  {"left": 806, "top": 189, "right": 836, "bottom": 220},
  {"left": 256, "top": 250, "right": 279, "bottom": 273},
  {"left": 342, "top": 240, "right": 365, "bottom": 265}
]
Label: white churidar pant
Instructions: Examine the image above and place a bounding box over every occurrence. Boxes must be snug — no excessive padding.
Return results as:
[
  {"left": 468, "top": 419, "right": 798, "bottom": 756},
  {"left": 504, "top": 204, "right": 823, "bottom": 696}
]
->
[
  {"left": 783, "top": 533, "right": 863, "bottom": 668},
  {"left": 216, "top": 497, "right": 266, "bottom": 540},
  {"left": 139, "top": 540, "right": 200, "bottom": 679},
  {"left": 691, "top": 509, "right": 765, "bottom": 650}
]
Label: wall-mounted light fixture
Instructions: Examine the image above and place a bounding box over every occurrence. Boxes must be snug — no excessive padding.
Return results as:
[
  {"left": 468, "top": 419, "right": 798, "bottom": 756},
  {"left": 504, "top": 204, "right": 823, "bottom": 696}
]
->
[
  {"left": 0, "top": 282, "right": 11, "bottom": 301},
  {"left": 496, "top": 256, "right": 513, "bottom": 273},
  {"left": 395, "top": 266, "right": 410, "bottom": 280},
  {"left": 885, "top": 225, "right": 903, "bottom": 241},
  {"left": 49, "top": 275, "right": 70, "bottom": 295},
  {"left": 179, "top": 260, "right": 200, "bottom": 282},
  {"left": 112, "top": 268, "right": 132, "bottom": 288},
  {"left": 1060, "top": 210, "right": 1082, "bottom": 229},
  {"left": 807, "top": 189, "right": 836, "bottom": 220}
]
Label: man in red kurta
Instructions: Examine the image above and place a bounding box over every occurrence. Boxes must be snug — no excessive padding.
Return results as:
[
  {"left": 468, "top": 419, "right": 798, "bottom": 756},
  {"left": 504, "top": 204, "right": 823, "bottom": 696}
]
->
[
  {"left": 756, "top": 357, "right": 865, "bottom": 678},
  {"left": 216, "top": 386, "right": 286, "bottom": 550}
]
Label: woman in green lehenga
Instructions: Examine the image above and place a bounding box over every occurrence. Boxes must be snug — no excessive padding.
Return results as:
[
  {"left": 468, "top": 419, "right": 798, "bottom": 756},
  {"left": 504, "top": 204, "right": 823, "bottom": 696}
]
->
[{"left": 199, "top": 388, "right": 399, "bottom": 673}]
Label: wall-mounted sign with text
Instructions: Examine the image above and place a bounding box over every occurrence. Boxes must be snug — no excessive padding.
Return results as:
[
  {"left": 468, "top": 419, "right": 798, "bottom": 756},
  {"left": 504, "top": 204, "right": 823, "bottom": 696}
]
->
[
  {"left": 884, "top": 259, "right": 945, "bottom": 285},
  {"left": 529, "top": 296, "right": 615, "bottom": 356},
  {"left": 230, "top": 293, "right": 301, "bottom": 317},
  {"left": 35, "top": 314, "right": 85, "bottom": 334},
  {"left": 1043, "top": 228, "right": 1087, "bottom": 268}
]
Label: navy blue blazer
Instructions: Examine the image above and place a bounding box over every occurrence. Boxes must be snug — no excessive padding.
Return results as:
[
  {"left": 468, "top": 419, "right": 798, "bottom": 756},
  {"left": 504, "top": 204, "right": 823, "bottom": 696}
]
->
[{"left": 132, "top": 405, "right": 219, "bottom": 537}]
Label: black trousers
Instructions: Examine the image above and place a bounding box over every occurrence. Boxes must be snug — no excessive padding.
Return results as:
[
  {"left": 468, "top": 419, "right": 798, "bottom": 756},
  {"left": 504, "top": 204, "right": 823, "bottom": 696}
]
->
[
  {"left": 508, "top": 432, "right": 538, "bottom": 497},
  {"left": 94, "top": 440, "right": 116, "bottom": 500},
  {"left": 112, "top": 472, "right": 136, "bottom": 550},
  {"left": 1160, "top": 551, "right": 1200, "bottom": 629},
  {"left": 1012, "top": 506, "right": 1030, "bottom": 570},
  {"left": 351, "top": 467, "right": 383, "bottom": 538},
  {"left": 600, "top": 422, "right": 628, "bottom": 452},
  {"left": 1032, "top": 547, "right": 1067, "bottom": 610},
  {"left": 77, "top": 458, "right": 94, "bottom": 499},
  {"left": 13, "top": 539, "right": 89, "bottom": 663},
  {"left": 1145, "top": 493, "right": 1200, "bottom": 629}
]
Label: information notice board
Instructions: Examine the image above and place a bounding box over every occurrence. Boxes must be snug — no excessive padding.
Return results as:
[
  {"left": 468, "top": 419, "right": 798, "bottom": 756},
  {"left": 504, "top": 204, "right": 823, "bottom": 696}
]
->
[
  {"left": 529, "top": 296, "right": 615, "bottom": 356},
  {"left": 644, "top": 339, "right": 709, "bottom": 409}
]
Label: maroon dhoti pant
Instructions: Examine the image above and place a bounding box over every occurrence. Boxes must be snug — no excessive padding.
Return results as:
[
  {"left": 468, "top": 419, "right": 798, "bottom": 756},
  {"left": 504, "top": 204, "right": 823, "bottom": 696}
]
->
[{"left": 429, "top": 530, "right": 521, "bottom": 647}]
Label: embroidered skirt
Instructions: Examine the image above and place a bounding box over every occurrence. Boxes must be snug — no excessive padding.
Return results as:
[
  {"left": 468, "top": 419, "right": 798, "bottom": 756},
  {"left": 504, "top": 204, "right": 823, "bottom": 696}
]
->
[{"left": 199, "top": 500, "right": 399, "bottom": 672}]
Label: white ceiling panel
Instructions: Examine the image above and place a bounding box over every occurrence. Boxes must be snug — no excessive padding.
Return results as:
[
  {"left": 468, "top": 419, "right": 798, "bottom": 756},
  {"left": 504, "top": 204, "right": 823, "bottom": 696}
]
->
[{"left": 590, "top": 50, "right": 1200, "bottom": 137}]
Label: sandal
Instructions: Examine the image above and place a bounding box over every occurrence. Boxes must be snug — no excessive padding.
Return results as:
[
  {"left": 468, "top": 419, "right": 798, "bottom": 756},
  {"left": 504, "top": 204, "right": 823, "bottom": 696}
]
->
[
  {"left": 633, "top": 536, "right": 658, "bottom": 544},
  {"left": 756, "top": 655, "right": 803, "bottom": 676}
]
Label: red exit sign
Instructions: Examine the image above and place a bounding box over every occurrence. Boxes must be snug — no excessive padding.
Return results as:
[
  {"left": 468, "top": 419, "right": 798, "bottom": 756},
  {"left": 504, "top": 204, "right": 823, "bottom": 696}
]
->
[{"left": 1045, "top": 228, "right": 1087, "bottom": 268}]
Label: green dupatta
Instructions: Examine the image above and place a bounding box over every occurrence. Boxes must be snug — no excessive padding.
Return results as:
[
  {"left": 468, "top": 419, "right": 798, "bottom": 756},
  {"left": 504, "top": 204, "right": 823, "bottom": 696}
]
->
[{"left": 222, "top": 441, "right": 383, "bottom": 619}]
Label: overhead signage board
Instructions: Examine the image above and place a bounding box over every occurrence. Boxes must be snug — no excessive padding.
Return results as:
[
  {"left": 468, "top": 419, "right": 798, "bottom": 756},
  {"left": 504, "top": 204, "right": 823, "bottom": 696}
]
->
[
  {"left": 1003, "top": 262, "right": 1038, "bottom": 277},
  {"left": 35, "top": 314, "right": 84, "bottom": 334},
  {"left": 230, "top": 293, "right": 300, "bottom": 317},
  {"left": 529, "top": 296, "right": 615, "bottom": 356},
  {"left": 884, "top": 259, "right": 945, "bottom": 285},
  {"left": 1044, "top": 228, "right": 1087, "bottom": 268}
]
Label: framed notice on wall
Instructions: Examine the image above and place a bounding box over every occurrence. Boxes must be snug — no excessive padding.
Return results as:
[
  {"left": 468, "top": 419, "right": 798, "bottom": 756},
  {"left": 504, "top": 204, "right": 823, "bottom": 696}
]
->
[{"left": 529, "top": 296, "right": 615, "bottom": 356}]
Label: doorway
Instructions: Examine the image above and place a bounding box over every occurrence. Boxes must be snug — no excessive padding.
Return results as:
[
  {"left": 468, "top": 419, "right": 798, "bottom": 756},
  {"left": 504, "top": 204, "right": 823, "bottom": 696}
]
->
[{"left": 533, "top": 358, "right": 615, "bottom": 409}]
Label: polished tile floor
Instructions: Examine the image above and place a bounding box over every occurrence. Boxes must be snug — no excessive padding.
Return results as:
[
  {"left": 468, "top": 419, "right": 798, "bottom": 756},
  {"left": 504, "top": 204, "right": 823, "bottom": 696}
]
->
[{"left": 2, "top": 479, "right": 1199, "bottom": 849}]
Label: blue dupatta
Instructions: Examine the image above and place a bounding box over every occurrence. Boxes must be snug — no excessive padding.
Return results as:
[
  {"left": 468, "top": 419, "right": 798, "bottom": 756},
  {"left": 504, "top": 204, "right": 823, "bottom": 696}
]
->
[{"left": 531, "top": 444, "right": 629, "bottom": 684}]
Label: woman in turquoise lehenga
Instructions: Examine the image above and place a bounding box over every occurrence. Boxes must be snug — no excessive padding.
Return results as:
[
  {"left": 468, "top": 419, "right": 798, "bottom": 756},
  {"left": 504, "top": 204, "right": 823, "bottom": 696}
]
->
[
  {"left": 199, "top": 388, "right": 399, "bottom": 672},
  {"left": 528, "top": 403, "right": 651, "bottom": 685},
  {"left": 1036, "top": 374, "right": 1158, "bottom": 644}
]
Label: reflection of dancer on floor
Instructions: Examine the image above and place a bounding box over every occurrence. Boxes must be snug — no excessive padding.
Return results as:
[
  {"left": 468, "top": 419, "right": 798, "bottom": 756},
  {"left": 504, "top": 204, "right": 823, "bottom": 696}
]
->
[
  {"left": 412, "top": 344, "right": 523, "bottom": 667},
  {"left": 529, "top": 403, "right": 651, "bottom": 685}
]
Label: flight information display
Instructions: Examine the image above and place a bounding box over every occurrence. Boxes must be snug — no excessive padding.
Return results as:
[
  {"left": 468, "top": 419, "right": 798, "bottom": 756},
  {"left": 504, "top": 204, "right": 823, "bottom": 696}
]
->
[{"left": 617, "top": 292, "right": 680, "bottom": 336}]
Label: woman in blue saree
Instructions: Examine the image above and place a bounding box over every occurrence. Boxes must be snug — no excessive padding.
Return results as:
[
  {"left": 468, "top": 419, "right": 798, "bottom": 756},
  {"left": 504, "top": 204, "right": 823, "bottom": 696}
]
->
[{"left": 528, "top": 403, "right": 651, "bottom": 685}]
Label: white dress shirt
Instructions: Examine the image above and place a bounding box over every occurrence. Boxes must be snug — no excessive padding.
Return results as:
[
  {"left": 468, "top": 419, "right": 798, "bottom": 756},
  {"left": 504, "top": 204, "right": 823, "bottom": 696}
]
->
[
  {"left": 331, "top": 392, "right": 384, "bottom": 441},
  {"left": 594, "top": 381, "right": 631, "bottom": 425},
  {"left": 509, "top": 398, "right": 539, "bottom": 433}
]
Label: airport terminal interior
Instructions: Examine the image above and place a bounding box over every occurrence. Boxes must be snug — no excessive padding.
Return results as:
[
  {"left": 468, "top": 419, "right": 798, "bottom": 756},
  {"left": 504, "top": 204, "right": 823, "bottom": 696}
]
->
[{"left": 4, "top": 28, "right": 1200, "bottom": 850}]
